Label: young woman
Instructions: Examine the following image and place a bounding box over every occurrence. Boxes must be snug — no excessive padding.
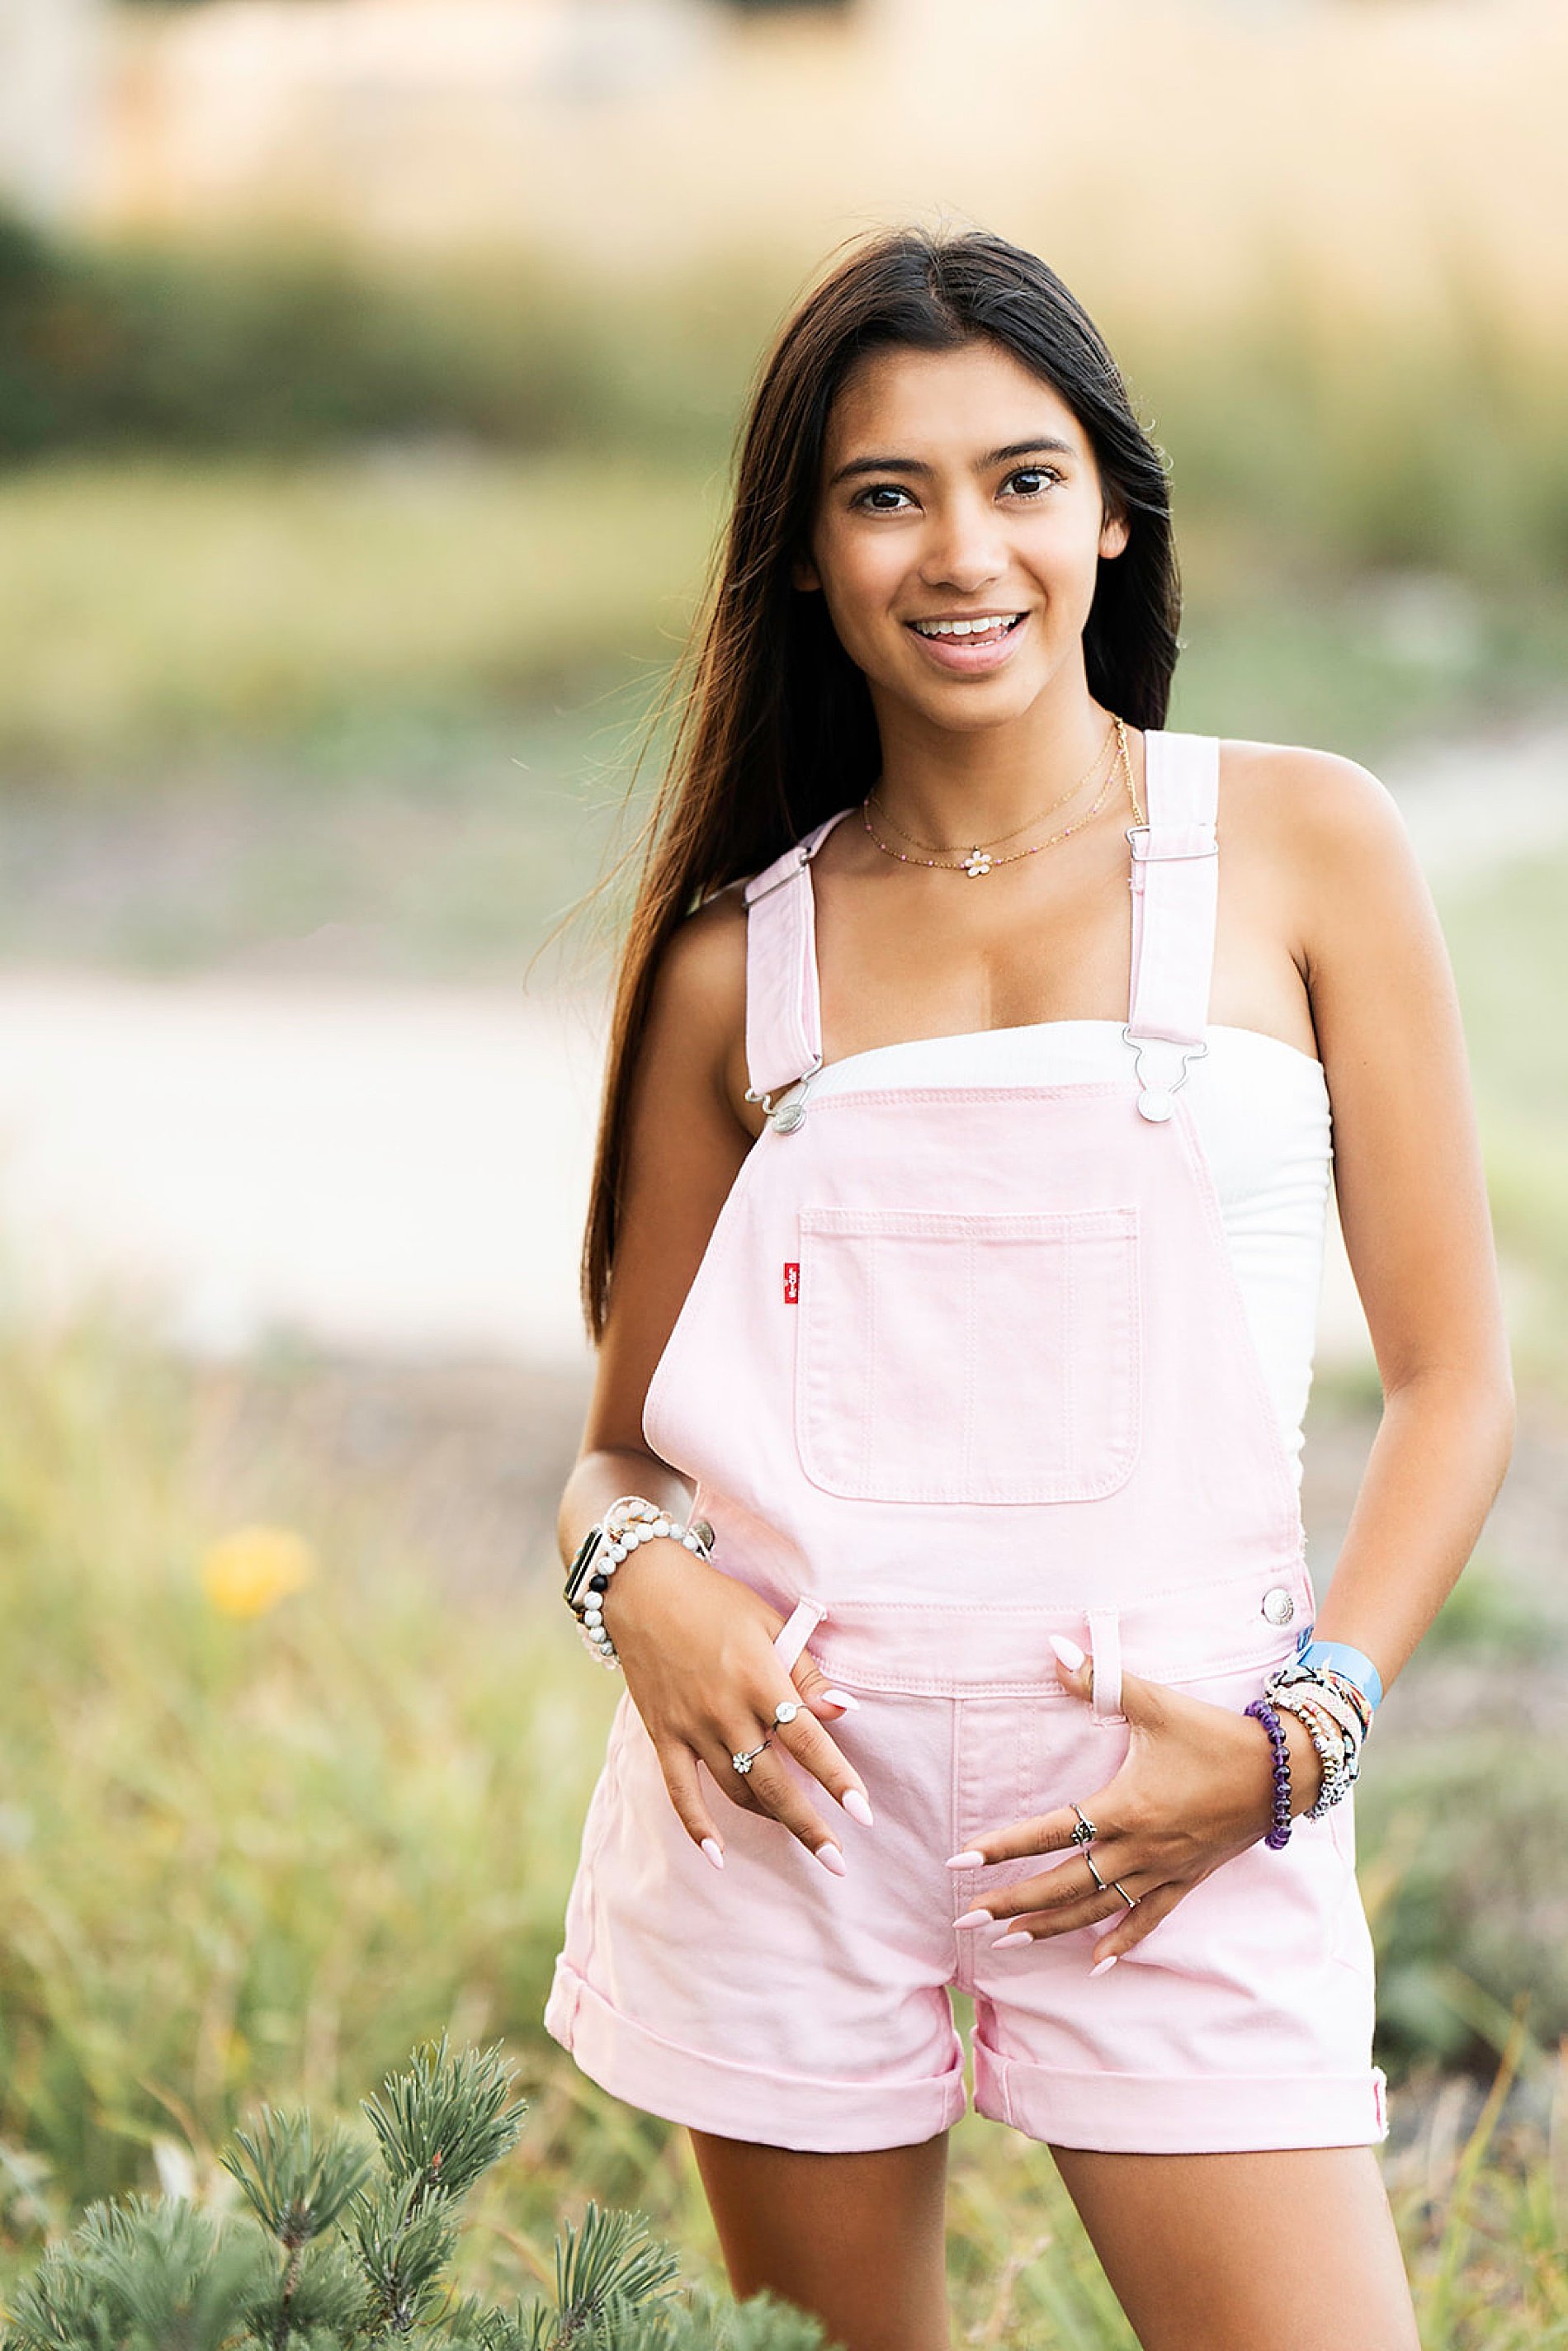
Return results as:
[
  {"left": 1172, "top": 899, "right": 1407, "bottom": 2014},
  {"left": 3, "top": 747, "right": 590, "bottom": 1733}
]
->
[{"left": 542, "top": 226, "right": 1514, "bottom": 2351}]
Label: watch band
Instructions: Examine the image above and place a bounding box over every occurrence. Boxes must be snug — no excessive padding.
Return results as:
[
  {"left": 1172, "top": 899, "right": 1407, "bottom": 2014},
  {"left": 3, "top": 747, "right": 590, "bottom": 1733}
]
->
[{"left": 1293, "top": 1626, "right": 1384, "bottom": 1712}]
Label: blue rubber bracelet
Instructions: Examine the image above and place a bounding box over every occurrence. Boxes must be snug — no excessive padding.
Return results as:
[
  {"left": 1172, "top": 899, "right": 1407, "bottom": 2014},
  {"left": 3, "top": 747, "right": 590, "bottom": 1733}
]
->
[{"left": 1293, "top": 1626, "right": 1383, "bottom": 1712}]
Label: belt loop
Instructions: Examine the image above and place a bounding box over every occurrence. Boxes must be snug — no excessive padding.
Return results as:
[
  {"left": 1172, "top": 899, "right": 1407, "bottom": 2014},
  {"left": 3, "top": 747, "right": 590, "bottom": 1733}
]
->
[
  {"left": 773, "top": 1596, "right": 829, "bottom": 1674},
  {"left": 1086, "top": 1608, "right": 1123, "bottom": 1720}
]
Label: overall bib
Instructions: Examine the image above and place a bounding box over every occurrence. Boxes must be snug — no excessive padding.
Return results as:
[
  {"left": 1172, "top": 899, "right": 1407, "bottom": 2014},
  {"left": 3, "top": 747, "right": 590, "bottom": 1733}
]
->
[{"left": 545, "top": 728, "right": 1388, "bottom": 2156}]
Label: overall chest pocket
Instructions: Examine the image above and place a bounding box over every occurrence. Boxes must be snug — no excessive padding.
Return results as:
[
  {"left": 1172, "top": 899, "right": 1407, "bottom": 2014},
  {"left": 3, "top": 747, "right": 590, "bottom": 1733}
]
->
[{"left": 793, "top": 1204, "right": 1142, "bottom": 1506}]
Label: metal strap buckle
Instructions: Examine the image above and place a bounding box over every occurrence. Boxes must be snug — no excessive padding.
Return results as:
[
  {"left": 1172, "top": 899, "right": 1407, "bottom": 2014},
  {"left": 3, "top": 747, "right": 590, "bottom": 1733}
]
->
[
  {"left": 1122, "top": 1027, "right": 1207, "bottom": 1122},
  {"left": 743, "top": 1068, "right": 819, "bottom": 1131}
]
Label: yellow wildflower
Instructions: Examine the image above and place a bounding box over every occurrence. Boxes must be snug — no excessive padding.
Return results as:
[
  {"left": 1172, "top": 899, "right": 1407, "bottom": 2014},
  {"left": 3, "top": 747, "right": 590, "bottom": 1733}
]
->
[{"left": 200, "top": 1524, "right": 316, "bottom": 1618}]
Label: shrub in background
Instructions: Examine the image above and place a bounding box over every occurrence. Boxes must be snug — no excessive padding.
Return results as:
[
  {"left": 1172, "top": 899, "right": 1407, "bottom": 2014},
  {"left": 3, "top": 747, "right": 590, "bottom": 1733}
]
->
[{"left": 0, "top": 212, "right": 741, "bottom": 465}]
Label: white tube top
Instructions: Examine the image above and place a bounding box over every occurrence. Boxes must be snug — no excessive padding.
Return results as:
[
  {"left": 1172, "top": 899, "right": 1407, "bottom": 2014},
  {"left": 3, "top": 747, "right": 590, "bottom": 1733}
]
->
[{"left": 805, "top": 1020, "right": 1334, "bottom": 1490}]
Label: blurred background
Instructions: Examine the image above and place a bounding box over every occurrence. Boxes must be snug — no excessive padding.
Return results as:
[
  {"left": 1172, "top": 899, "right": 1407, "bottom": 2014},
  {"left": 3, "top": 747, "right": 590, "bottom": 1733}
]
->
[{"left": 0, "top": 0, "right": 1565, "bottom": 2339}]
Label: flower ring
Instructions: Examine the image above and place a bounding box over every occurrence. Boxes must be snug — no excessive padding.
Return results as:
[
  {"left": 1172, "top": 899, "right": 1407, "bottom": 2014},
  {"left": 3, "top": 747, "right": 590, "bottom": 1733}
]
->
[
  {"left": 731, "top": 1738, "right": 772, "bottom": 1776},
  {"left": 1070, "top": 1803, "right": 1098, "bottom": 1847}
]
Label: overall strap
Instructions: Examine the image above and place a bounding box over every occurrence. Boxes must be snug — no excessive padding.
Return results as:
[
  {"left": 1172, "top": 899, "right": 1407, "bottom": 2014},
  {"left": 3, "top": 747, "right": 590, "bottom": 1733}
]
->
[
  {"left": 741, "top": 804, "right": 856, "bottom": 1104},
  {"left": 1123, "top": 729, "right": 1219, "bottom": 1121}
]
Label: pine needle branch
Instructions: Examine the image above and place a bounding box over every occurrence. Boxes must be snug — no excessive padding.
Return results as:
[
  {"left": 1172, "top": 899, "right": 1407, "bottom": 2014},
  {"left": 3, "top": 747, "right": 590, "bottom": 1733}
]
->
[{"left": 359, "top": 2036, "right": 527, "bottom": 2216}]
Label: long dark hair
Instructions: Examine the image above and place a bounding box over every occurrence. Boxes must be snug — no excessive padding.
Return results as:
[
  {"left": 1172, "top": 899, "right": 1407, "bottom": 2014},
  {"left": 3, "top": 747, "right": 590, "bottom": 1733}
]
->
[{"left": 575, "top": 224, "right": 1181, "bottom": 1341}]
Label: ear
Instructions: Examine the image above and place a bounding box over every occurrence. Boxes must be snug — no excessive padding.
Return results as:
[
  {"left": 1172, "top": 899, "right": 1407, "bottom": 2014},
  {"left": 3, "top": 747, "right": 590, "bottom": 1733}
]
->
[
  {"left": 1098, "top": 510, "right": 1130, "bottom": 562},
  {"left": 792, "top": 553, "right": 822, "bottom": 592}
]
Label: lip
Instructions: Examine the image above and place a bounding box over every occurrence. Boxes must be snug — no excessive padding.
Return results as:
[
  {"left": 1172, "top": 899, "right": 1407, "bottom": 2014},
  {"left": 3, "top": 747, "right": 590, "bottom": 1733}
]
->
[{"left": 904, "top": 611, "right": 1029, "bottom": 675}]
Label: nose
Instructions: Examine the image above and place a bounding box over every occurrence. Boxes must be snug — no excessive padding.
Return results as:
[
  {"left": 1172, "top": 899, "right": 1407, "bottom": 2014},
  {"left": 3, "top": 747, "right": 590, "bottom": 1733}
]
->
[{"left": 917, "top": 493, "right": 1008, "bottom": 596}]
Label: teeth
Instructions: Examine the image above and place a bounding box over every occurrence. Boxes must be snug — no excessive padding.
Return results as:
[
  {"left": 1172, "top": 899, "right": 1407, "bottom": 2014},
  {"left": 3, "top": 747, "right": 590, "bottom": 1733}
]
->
[{"left": 912, "top": 616, "right": 1019, "bottom": 639}]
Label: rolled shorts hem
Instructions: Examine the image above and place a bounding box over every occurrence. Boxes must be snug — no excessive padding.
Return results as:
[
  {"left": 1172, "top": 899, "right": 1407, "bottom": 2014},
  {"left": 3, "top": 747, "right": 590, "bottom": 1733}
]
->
[
  {"left": 543, "top": 1959, "right": 971, "bottom": 2154},
  {"left": 971, "top": 2027, "right": 1390, "bottom": 2154}
]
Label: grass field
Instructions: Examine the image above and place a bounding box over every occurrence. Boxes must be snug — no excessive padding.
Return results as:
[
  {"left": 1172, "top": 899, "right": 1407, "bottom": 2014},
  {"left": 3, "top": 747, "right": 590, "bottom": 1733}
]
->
[{"left": 0, "top": 446, "right": 1561, "bottom": 786}]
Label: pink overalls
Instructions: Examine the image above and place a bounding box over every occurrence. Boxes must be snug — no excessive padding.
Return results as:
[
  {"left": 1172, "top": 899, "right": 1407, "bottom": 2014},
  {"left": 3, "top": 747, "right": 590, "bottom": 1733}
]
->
[{"left": 544, "top": 728, "right": 1389, "bottom": 2155}]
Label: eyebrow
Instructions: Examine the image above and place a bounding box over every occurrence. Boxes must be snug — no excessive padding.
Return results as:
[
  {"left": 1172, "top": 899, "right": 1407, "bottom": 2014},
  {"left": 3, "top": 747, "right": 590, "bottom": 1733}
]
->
[{"left": 826, "top": 436, "right": 1079, "bottom": 489}]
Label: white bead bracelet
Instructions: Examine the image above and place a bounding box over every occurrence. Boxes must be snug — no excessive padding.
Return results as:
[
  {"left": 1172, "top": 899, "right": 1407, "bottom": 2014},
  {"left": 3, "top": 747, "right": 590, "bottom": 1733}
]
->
[{"left": 577, "top": 1495, "right": 715, "bottom": 1671}]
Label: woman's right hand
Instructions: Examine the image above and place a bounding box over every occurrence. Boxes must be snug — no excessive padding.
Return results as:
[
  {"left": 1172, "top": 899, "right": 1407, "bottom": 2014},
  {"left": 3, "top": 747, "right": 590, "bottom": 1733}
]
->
[{"left": 602, "top": 1537, "right": 873, "bottom": 1874}]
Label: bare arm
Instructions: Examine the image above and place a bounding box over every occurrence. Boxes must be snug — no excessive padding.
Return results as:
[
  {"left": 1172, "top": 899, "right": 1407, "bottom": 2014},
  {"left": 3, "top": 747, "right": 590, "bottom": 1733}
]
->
[
  {"left": 1287, "top": 748, "right": 1516, "bottom": 1689},
  {"left": 555, "top": 885, "right": 871, "bottom": 1869},
  {"left": 555, "top": 885, "right": 754, "bottom": 1558}
]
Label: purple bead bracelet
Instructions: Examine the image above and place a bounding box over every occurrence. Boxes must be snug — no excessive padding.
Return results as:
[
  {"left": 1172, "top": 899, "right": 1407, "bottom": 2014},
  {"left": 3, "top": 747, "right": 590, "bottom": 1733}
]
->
[{"left": 1244, "top": 1696, "right": 1294, "bottom": 1849}]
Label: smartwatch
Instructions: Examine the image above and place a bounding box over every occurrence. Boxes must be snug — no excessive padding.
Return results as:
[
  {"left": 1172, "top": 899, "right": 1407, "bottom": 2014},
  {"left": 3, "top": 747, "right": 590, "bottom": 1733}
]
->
[{"left": 563, "top": 1521, "right": 611, "bottom": 1618}]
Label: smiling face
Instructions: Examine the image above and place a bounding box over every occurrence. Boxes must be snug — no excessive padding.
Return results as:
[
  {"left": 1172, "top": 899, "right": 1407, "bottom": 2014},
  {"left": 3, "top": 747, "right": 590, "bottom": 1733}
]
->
[{"left": 793, "top": 338, "right": 1129, "bottom": 734}]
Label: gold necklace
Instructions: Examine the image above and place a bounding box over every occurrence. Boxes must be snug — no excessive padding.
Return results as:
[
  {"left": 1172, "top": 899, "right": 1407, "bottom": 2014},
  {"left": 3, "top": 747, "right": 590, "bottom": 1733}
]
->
[
  {"left": 1122, "top": 720, "right": 1145, "bottom": 826},
  {"left": 867, "top": 715, "right": 1116, "bottom": 855},
  {"left": 862, "top": 715, "right": 1139, "bottom": 877}
]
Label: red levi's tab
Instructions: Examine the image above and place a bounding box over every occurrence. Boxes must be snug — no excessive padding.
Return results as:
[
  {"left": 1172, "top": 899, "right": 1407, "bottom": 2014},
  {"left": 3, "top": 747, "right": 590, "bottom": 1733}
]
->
[{"left": 783, "top": 1261, "right": 800, "bottom": 1305}]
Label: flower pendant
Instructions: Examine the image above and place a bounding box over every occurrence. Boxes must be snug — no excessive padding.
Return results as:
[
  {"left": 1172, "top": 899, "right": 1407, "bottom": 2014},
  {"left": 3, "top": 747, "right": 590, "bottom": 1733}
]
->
[{"left": 962, "top": 849, "right": 993, "bottom": 878}]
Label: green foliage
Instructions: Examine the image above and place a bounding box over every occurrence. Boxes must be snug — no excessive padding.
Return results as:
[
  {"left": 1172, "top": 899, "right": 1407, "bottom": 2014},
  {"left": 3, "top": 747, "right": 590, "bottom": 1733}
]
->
[
  {"left": 0, "top": 212, "right": 740, "bottom": 467},
  {"left": 1, "top": 2037, "right": 821, "bottom": 2351},
  {"left": 1358, "top": 1735, "right": 1568, "bottom": 2071},
  {"left": 0, "top": 455, "right": 717, "bottom": 775},
  {"left": 222, "top": 2113, "right": 375, "bottom": 2248},
  {"left": 0, "top": 1301, "right": 1564, "bottom": 2340},
  {"left": 360, "top": 2042, "right": 527, "bottom": 2212},
  {"left": 1438, "top": 843, "right": 1568, "bottom": 1397},
  {"left": 2, "top": 204, "right": 1568, "bottom": 612}
]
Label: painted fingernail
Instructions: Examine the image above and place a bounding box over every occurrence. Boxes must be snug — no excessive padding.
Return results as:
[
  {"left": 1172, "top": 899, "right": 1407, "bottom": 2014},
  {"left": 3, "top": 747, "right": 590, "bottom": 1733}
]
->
[
  {"left": 1049, "top": 1634, "right": 1086, "bottom": 1671},
  {"left": 814, "top": 1841, "right": 848, "bottom": 1877},
  {"left": 946, "top": 1849, "right": 987, "bottom": 1869},
  {"left": 820, "top": 1688, "right": 862, "bottom": 1711},
  {"left": 700, "top": 1838, "right": 725, "bottom": 1871},
  {"left": 952, "top": 1908, "right": 994, "bottom": 1929},
  {"left": 1090, "top": 1952, "right": 1119, "bottom": 1976},
  {"left": 991, "top": 1930, "right": 1034, "bottom": 1950},
  {"left": 840, "top": 1787, "right": 875, "bottom": 1826}
]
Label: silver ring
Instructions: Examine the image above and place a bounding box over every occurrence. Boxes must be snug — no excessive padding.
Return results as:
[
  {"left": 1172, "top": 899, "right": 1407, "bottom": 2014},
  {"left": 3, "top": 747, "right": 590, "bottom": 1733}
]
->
[
  {"left": 731, "top": 1738, "right": 772, "bottom": 1775},
  {"left": 1070, "top": 1803, "right": 1098, "bottom": 1847},
  {"left": 1113, "top": 1881, "right": 1137, "bottom": 1910},
  {"left": 772, "top": 1699, "right": 801, "bottom": 1728},
  {"left": 1084, "top": 1850, "right": 1108, "bottom": 1892}
]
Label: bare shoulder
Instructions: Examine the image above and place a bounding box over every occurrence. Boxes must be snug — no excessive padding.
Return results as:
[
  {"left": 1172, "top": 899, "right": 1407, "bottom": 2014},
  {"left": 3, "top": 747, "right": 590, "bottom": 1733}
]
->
[
  {"left": 648, "top": 874, "right": 747, "bottom": 1014},
  {"left": 1218, "top": 736, "right": 1417, "bottom": 871},
  {"left": 1216, "top": 736, "right": 1428, "bottom": 967},
  {"left": 635, "top": 873, "right": 750, "bottom": 1121}
]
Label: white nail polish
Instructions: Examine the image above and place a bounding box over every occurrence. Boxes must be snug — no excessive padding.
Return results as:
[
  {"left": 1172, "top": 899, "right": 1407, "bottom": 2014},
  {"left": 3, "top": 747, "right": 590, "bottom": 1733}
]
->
[{"left": 1050, "top": 1634, "right": 1086, "bottom": 1672}]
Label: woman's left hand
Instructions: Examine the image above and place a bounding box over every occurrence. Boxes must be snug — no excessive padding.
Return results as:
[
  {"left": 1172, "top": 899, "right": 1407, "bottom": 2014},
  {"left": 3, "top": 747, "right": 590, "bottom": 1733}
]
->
[{"left": 953, "top": 1645, "right": 1326, "bottom": 1966}]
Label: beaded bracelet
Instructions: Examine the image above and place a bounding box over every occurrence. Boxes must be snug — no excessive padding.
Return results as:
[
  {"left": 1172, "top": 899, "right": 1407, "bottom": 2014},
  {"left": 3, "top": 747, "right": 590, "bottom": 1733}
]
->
[
  {"left": 577, "top": 1497, "right": 714, "bottom": 1672},
  {"left": 1261, "top": 1659, "right": 1371, "bottom": 1819},
  {"left": 1268, "top": 1656, "right": 1372, "bottom": 1741},
  {"left": 1268, "top": 1687, "right": 1356, "bottom": 1820},
  {"left": 1244, "top": 1697, "right": 1294, "bottom": 1848}
]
